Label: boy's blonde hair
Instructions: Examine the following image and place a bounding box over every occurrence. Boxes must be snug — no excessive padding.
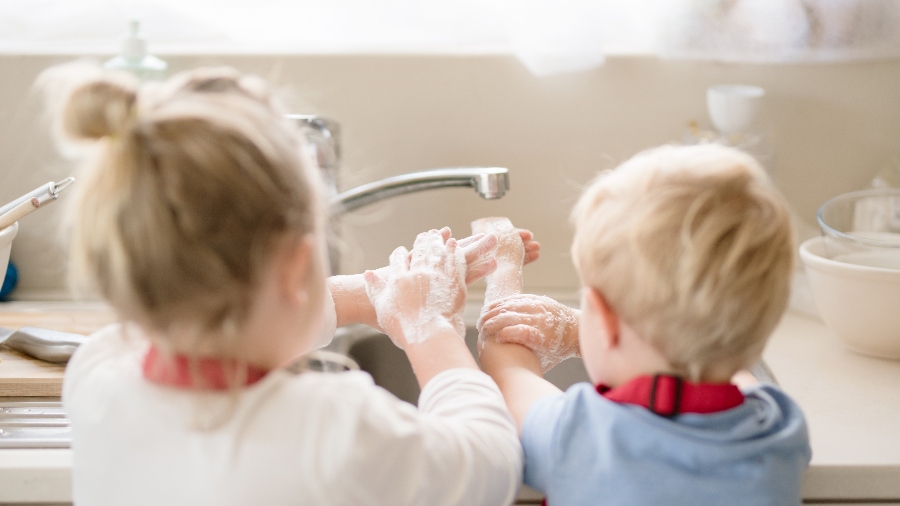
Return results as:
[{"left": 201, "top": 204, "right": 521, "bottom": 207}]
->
[
  {"left": 571, "top": 144, "right": 793, "bottom": 381},
  {"left": 52, "top": 65, "right": 326, "bottom": 348}
]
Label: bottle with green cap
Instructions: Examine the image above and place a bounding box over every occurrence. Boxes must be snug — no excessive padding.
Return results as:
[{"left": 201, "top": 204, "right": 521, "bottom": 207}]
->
[{"left": 104, "top": 19, "right": 168, "bottom": 82}]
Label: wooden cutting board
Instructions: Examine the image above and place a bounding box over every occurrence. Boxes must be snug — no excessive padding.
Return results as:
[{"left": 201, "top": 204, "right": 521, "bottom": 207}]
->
[{"left": 0, "top": 301, "right": 116, "bottom": 397}]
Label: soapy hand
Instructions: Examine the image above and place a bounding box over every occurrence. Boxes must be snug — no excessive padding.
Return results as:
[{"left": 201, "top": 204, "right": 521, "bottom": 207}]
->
[
  {"left": 437, "top": 226, "right": 540, "bottom": 285},
  {"left": 364, "top": 229, "right": 467, "bottom": 349},
  {"left": 477, "top": 294, "right": 580, "bottom": 372}
]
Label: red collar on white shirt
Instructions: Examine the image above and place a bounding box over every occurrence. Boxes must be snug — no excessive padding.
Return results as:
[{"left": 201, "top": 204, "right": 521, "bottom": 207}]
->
[
  {"left": 596, "top": 374, "right": 744, "bottom": 418},
  {"left": 142, "top": 345, "right": 269, "bottom": 390}
]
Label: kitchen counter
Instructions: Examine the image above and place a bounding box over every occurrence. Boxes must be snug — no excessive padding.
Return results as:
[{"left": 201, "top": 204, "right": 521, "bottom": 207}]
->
[
  {"left": 0, "top": 303, "right": 899, "bottom": 504},
  {"left": 763, "top": 312, "right": 900, "bottom": 502}
]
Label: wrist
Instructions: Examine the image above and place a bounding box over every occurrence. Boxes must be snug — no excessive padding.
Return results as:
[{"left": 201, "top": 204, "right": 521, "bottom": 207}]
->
[
  {"left": 328, "top": 274, "right": 379, "bottom": 328},
  {"left": 403, "top": 322, "right": 478, "bottom": 388},
  {"left": 480, "top": 339, "right": 542, "bottom": 377},
  {"left": 398, "top": 315, "right": 460, "bottom": 346}
]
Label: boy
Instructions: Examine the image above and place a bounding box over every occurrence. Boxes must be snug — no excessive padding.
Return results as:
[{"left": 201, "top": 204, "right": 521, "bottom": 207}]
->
[{"left": 478, "top": 144, "right": 811, "bottom": 505}]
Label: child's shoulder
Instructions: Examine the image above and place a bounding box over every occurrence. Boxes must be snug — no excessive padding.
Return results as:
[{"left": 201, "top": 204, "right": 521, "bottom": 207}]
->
[
  {"left": 64, "top": 323, "right": 144, "bottom": 390},
  {"left": 740, "top": 382, "right": 809, "bottom": 430},
  {"left": 525, "top": 380, "right": 809, "bottom": 445}
]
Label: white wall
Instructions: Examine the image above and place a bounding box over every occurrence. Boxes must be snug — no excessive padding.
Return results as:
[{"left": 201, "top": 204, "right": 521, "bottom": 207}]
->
[{"left": 1, "top": 54, "right": 899, "bottom": 299}]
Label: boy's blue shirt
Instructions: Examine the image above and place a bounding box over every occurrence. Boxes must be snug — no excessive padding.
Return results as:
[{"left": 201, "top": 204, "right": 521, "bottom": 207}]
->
[{"left": 521, "top": 382, "right": 811, "bottom": 505}]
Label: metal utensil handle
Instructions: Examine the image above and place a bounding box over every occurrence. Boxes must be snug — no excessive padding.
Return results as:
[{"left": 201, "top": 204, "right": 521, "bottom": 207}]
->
[{"left": 4, "top": 327, "right": 88, "bottom": 364}]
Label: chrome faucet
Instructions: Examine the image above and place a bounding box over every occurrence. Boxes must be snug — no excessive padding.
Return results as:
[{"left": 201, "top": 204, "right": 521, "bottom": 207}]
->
[
  {"left": 291, "top": 115, "right": 510, "bottom": 271},
  {"left": 328, "top": 167, "right": 509, "bottom": 216}
]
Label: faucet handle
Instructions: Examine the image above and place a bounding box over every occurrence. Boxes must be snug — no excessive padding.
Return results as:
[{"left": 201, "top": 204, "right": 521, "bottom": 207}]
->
[{"left": 286, "top": 114, "right": 341, "bottom": 195}]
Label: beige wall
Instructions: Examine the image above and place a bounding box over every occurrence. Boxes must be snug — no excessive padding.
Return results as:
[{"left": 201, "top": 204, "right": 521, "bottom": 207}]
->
[{"left": 1, "top": 54, "right": 898, "bottom": 299}]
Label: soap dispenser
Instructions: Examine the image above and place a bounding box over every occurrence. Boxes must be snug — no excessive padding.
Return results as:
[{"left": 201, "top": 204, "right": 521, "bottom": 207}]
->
[{"left": 104, "top": 20, "right": 168, "bottom": 81}]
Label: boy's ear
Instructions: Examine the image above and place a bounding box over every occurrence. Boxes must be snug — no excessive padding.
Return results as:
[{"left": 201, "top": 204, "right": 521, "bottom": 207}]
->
[
  {"left": 585, "top": 287, "right": 619, "bottom": 348},
  {"left": 280, "top": 235, "right": 314, "bottom": 306}
]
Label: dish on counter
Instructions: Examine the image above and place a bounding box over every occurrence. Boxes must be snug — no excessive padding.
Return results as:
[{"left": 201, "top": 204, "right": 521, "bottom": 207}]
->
[
  {"left": 800, "top": 236, "right": 900, "bottom": 360},
  {"left": 817, "top": 188, "right": 900, "bottom": 266}
]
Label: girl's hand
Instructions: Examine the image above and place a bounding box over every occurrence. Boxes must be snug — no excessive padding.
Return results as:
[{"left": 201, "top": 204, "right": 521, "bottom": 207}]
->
[
  {"left": 477, "top": 294, "right": 581, "bottom": 372},
  {"left": 364, "top": 230, "right": 467, "bottom": 349}
]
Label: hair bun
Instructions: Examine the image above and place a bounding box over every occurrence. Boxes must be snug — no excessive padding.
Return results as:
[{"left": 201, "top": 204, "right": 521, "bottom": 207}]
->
[{"left": 62, "top": 74, "right": 138, "bottom": 141}]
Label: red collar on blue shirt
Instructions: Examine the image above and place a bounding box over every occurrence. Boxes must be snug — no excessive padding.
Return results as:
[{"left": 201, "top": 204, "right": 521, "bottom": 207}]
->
[
  {"left": 596, "top": 374, "right": 744, "bottom": 418},
  {"left": 142, "top": 344, "right": 269, "bottom": 390}
]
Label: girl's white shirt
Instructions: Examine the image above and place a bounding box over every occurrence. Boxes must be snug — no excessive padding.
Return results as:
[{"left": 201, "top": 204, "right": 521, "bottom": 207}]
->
[{"left": 62, "top": 292, "right": 523, "bottom": 506}]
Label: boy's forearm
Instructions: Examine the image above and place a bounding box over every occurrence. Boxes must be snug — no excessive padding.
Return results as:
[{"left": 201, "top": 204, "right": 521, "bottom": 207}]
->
[
  {"left": 480, "top": 341, "right": 563, "bottom": 430},
  {"left": 327, "top": 274, "right": 378, "bottom": 328}
]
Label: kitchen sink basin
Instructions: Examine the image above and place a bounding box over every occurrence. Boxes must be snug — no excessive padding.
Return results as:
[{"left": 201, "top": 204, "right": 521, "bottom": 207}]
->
[
  {"left": 346, "top": 326, "right": 591, "bottom": 405},
  {"left": 0, "top": 397, "right": 70, "bottom": 449},
  {"left": 344, "top": 326, "right": 777, "bottom": 405}
]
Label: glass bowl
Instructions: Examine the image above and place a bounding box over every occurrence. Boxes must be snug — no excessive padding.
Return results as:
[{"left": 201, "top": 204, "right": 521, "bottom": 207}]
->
[{"left": 817, "top": 188, "right": 900, "bottom": 270}]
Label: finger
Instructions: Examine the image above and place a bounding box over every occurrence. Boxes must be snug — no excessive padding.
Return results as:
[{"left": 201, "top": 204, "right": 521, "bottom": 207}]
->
[
  {"left": 477, "top": 299, "right": 522, "bottom": 330},
  {"left": 457, "top": 233, "right": 485, "bottom": 249},
  {"left": 524, "top": 249, "right": 540, "bottom": 265},
  {"left": 524, "top": 240, "right": 540, "bottom": 252},
  {"left": 446, "top": 238, "right": 467, "bottom": 285},
  {"left": 446, "top": 237, "right": 458, "bottom": 271},
  {"left": 495, "top": 325, "right": 542, "bottom": 347},
  {"left": 389, "top": 246, "right": 411, "bottom": 275},
  {"left": 478, "top": 312, "right": 543, "bottom": 338},
  {"left": 439, "top": 226, "right": 452, "bottom": 243},
  {"left": 410, "top": 230, "right": 444, "bottom": 267},
  {"left": 465, "top": 257, "right": 497, "bottom": 285},
  {"left": 481, "top": 293, "right": 536, "bottom": 314},
  {"left": 362, "top": 269, "right": 385, "bottom": 298},
  {"left": 462, "top": 233, "right": 498, "bottom": 264},
  {"left": 517, "top": 229, "right": 534, "bottom": 242}
]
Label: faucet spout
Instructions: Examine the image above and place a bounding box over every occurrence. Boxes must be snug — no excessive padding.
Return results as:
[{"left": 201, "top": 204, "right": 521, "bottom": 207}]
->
[{"left": 329, "top": 167, "right": 509, "bottom": 216}]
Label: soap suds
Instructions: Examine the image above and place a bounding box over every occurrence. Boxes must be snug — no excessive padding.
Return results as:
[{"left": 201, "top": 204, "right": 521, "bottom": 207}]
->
[
  {"left": 478, "top": 294, "right": 580, "bottom": 371},
  {"left": 472, "top": 218, "right": 524, "bottom": 304},
  {"left": 365, "top": 231, "right": 467, "bottom": 347},
  {"left": 471, "top": 217, "right": 578, "bottom": 372}
]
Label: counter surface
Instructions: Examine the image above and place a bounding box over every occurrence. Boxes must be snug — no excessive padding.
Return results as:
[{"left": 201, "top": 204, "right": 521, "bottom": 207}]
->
[{"left": 0, "top": 303, "right": 898, "bottom": 503}]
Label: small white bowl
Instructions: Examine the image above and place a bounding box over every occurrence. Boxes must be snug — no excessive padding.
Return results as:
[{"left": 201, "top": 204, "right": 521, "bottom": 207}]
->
[
  {"left": 707, "top": 84, "right": 765, "bottom": 135},
  {"left": 0, "top": 222, "right": 18, "bottom": 288},
  {"left": 800, "top": 236, "right": 900, "bottom": 360}
]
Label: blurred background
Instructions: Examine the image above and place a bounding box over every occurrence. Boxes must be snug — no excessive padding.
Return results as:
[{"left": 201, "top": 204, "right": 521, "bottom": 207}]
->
[{"left": 0, "top": 0, "right": 898, "bottom": 300}]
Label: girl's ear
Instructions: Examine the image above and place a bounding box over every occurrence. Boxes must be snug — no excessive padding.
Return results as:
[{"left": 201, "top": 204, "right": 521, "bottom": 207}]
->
[
  {"left": 585, "top": 287, "right": 619, "bottom": 349},
  {"left": 280, "top": 235, "right": 314, "bottom": 307}
]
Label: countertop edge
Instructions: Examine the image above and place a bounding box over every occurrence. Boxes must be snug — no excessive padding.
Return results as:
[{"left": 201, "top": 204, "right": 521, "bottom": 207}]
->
[
  {"left": 0, "top": 449, "right": 72, "bottom": 503},
  {"left": 803, "top": 464, "right": 900, "bottom": 501}
]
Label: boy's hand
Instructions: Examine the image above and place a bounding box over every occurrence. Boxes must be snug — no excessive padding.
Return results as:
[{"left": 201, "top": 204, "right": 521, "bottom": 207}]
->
[
  {"left": 440, "top": 226, "right": 540, "bottom": 285},
  {"left": 477, "top": 294, "right": 581, "bottom": 372},
  {"left": 364, "top": 229, "right": 467, "bottom": 349}
]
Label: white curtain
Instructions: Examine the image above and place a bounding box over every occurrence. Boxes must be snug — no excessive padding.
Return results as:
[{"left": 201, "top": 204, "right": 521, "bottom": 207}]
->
[{"left": 1, "top": 0, "right": 899, "bottom": 75}]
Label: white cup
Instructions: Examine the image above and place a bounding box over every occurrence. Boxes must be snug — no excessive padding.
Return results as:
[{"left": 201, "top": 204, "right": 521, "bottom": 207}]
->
[{"left": 706, "top": 85, "right": 765, "bottom": 135}]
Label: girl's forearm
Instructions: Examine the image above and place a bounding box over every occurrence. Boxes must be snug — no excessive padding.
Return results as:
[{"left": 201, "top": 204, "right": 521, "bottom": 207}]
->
[
  {"left": 403, "top": 323, "right": 479, "bottom": 389},
  {"left": 327, "top": 274, "right": 378, "bottom": 329}
]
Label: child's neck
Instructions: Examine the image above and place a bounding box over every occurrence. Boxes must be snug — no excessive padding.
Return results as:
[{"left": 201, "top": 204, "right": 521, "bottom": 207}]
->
[{"left": 600, "top": 325, "right": 734, "bottom": 387}]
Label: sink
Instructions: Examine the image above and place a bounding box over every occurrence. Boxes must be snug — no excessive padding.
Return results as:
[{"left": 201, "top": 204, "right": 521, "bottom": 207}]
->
[
  {"left": 347, "top": 326, "right": 590, "bottom": 405},
  {"left": 0, "top": 398, "right": 70, "bottom": 449},
  {"left": 345, "top": 327, "right": 777, "bottom": 405}
]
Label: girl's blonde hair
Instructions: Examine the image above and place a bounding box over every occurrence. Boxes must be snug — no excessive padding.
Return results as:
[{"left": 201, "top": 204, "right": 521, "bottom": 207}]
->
[
  {"left": 53, "top": 65, "right": 326, "bottom": 348},
  {"left": 571, "top": 144, "right": 794, "bottom": 381}
]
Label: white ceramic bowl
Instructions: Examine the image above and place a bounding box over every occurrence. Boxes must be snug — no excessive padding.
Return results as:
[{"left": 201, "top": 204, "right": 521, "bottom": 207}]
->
[
  {"left": 800, "top": 236, "right": 900, "bottom": 360},
  {"left": 0, "top": 222, "right": 18, "bottom": 288},
  {"left": 706, "top": 84, "right": 765, "bottom": 134}
]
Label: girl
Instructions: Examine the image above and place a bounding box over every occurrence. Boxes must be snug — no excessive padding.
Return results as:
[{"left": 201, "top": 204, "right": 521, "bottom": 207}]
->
[{"left": 55, "top": 66, "right": 532, "bottom": 505}]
